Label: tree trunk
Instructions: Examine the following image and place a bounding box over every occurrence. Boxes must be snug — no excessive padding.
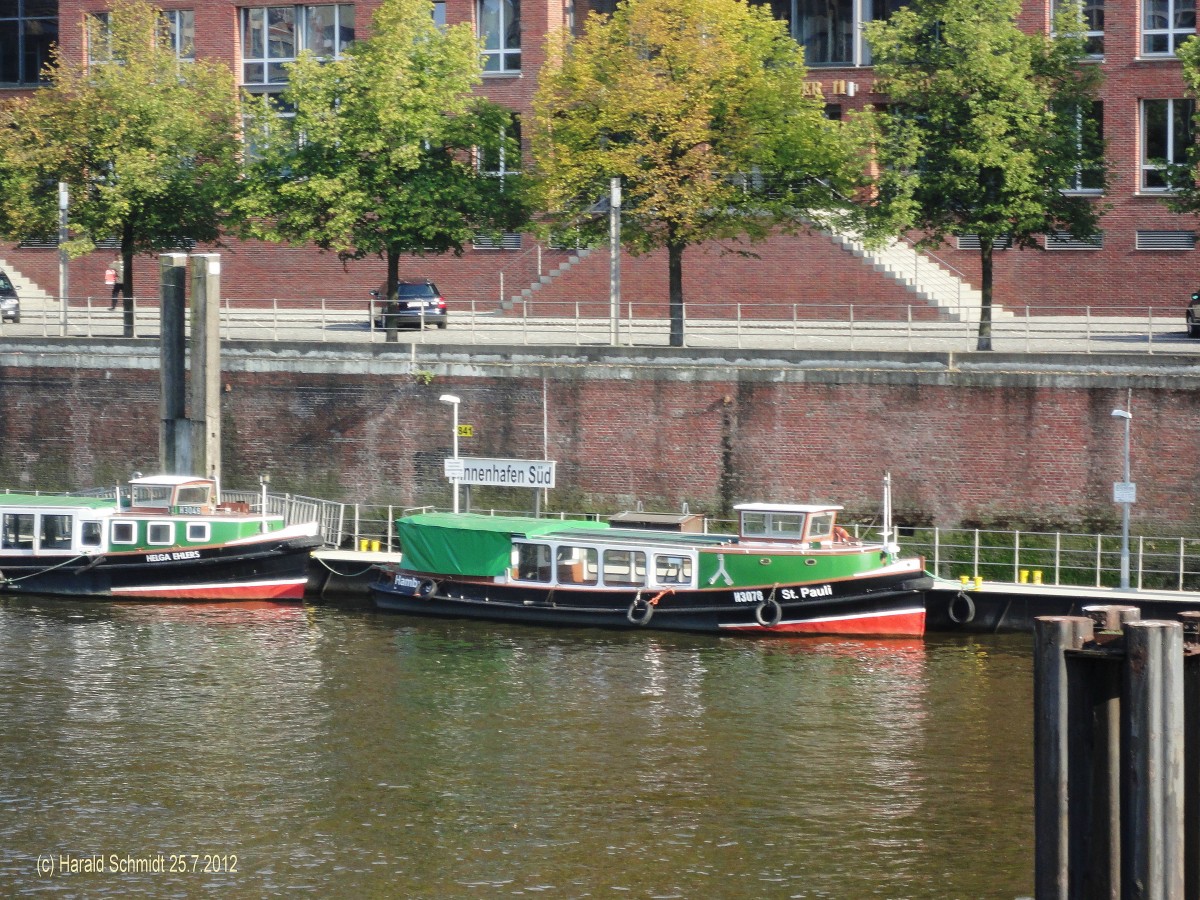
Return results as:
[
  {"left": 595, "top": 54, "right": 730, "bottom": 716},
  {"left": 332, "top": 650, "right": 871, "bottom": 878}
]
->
[
  {"left": 976, "top": 238, "right": 993, "bottom": 352},
  {"left": 121, "top": 218, "right": 135, "bottom": 338},
  {"left": 668, "top": 233, "right": 684, "bottom": 348},
  {"left": 385, "top": 247, "right": 400, "bottom": 343}
]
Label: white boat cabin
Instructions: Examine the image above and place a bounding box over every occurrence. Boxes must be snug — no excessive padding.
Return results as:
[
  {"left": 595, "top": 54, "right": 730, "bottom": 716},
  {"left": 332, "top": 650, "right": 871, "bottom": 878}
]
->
[
  {"left": 735, "top": 503, "right": 846, "bottom": 546},
  {"left": 128, "top": 475, "right": 219, "bottom": 515}
]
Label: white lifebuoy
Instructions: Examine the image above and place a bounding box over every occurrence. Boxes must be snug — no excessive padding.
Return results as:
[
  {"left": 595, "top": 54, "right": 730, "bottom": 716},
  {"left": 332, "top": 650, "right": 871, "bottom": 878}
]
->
[
  {"left": 755, "top": 598, "right": 783, "bottom": 628},
  {"left": 947, "top": 591, "right": 975, "bottom": 624},
  {"left": 627, "top": 596, "right": 653, "bottom": 626}
]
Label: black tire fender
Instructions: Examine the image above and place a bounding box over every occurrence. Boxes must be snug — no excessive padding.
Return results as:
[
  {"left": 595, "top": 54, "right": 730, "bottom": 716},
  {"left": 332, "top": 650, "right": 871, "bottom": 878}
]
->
[
  {"left": 947, "top": 591, "right": 976, "bottom": 625},
  {"left": 755, "top": 597, "right": 783, "bottom": 628},
  {"left": 627, "top": 596, "right": 653, "bottom": 626},
  {"left": 417, "top": 579, "right": 437, "bottom": 599}
]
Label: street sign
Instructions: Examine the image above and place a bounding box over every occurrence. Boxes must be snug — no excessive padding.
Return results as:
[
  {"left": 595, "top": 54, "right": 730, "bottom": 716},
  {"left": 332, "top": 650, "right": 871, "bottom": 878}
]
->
[
  {"left": 444, "top": 456, "right": 555, "bottom": 488},
  {"left": 1113, "top": 481, "right": 1137, "bottom": 504}
]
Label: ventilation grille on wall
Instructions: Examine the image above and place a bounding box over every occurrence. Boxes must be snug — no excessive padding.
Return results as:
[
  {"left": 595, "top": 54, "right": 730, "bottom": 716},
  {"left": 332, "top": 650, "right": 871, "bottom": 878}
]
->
[
  {"left": 1135, "top": 230, "right": 1196, "bottom": 250},
  {"left": 956, "top": 234, "right": 1011, "bottom": 250},
  {"left": 472, "top": 232, "right": 523, "bottom": 250},
  {"left": 1045, "top": 231, "right": 1104, "bottom": 250}
]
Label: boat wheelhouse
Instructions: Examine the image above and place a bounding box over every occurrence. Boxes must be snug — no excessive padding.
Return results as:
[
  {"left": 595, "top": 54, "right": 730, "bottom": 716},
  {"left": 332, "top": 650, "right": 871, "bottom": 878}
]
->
[
  {"left": 372, "top": 501, "right": 931, "bottom": 636},
  {"left": 0, "top": 474, "right": 322, "bottom": 601}
]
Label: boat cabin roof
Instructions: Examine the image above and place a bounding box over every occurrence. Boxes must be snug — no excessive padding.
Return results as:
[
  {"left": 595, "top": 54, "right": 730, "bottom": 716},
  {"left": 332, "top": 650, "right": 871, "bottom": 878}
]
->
[
  {"left": 734, "top": 502, "right": 844, "bottom": 514},
  {"left": 129, "top": 475, "right": 215, "bottom": 489},
  {"left": 0, "top": 493, "right": 115, "bottom": 510}
]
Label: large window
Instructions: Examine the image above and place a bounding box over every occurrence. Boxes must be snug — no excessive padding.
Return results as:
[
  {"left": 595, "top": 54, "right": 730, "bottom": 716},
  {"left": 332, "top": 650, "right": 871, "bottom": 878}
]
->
[
  {"left": 0, "top": 0, "right": 56, "bottom": 85},
  {"left": 1143, "top": 0, "right": 1195, "bottom": 55},
  {"left": 163, "top": 9, "right": 195, "bottom": 60},
  {"left": 479, "top": 115, "right": 521, "bottom": 175},
  {"left": 1054, "top": 0, "right": 1104, "bottom": 56},
  {"left": 757, "top": 0, "right": 904, "bottom": 67},
  {"left": 479, "top": 0, "right": 520, "bottom": 73},
  {"left": 1142, "top": 98, "right": 1194, "bottom": 190},
  {"left": 241, "top": 4, "right": 355, "bottom": 88}
]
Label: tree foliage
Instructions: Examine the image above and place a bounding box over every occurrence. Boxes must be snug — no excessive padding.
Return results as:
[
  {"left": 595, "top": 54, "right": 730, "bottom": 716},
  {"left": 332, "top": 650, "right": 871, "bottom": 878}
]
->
[
  {"left": 0, "top": 0, "right": 240, "bottom": 333},
  {"left": 1164, "top": 36, "right": 1200, "bottom": 213},
  {"left": 237, "top": 0, "right": 530, "bottom": 317},
  {"left": 532, "top": 0, "right": 868, "bottom": 347},
  {"left": 866, "top": 0, "right": 1104, "bottom": 350}
]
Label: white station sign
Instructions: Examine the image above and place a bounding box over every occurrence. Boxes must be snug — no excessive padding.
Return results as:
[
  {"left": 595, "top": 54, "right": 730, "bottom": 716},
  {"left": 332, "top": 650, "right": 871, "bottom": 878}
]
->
[{"left": 444, "top": 457, "right": 556, "bottom": 488}]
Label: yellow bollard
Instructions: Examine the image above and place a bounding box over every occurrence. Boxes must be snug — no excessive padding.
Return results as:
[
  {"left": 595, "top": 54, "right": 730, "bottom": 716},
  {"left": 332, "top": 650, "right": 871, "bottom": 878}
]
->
[
  {"left": 973, "top": 575, "right": 983, "bottom": 590},
  {"left": 370, "top": 539, "right": 381, "bottom": 552},
  {"left": 960, "top": 575, "right": 970, "bottom": 586},
  {"left": 1032, "top": 570, "right": 1043, "bottom": 585},
  {"left": 359, "top": 538, "right": 368, "bottom": 552},
  {"left": 1019, "top": 569, "right": 1029, "bottom": 584}
]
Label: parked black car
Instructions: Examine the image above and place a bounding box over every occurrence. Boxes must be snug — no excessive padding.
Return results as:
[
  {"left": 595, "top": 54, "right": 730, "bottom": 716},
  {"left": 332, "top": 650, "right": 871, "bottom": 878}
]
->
[
  {"left": 371, "top": 280, "right": 448, "bottom": 330},
  {"left": 1189, "top": 290, "right": 1200, "bottom": 338},
  {"left": 0, "top": 270, "right": 19, "bottom": 323}
]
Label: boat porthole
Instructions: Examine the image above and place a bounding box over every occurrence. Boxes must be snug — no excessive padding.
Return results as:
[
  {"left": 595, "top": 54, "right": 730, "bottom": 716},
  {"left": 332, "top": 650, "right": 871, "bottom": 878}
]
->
[
  {"left": 804, "top": 559, "right": 817, "bottom": 566},
  {"left": 417, "top": 579, "right": 437, "bottom": 598},
  {"left": 627, "top": 596, "right": 653, "bottom": 626},
  {"left": 947, "top": 591, "right": 976, "bottom": 625},
  {"left": 755, "top": 598, "right": 783, "bottom": 628},
  {"left": 759, "top": 558, "right": 771, "bottom": 566}
]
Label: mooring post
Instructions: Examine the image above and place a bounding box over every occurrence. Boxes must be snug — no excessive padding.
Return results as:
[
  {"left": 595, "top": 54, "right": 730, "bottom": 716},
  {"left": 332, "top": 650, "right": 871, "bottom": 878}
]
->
[
  {"left": 1178, "top": 611, "right": 1200, "bottom": 898},
  {"left": 1124, "top": 620, "right": 1185, "bottom": 900},
  {"left": 1034, "top": 615, "right": 1095, "bottom": 900}
]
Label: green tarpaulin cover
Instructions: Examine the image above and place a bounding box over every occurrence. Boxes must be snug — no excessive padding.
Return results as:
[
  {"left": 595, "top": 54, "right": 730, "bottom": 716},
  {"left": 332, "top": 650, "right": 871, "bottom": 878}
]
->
[{"left": 397, "top": 513, "right": 610, "bottom": 576}]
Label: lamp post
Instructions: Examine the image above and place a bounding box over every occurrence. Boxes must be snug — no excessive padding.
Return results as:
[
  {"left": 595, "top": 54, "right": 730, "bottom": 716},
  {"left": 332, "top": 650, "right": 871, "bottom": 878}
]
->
[
  {"left": 440, "top": 393, "right": 461, "bottom": 513},
  {"left": 1111, "top": 408, "right": 1133, "bottom": 590}
]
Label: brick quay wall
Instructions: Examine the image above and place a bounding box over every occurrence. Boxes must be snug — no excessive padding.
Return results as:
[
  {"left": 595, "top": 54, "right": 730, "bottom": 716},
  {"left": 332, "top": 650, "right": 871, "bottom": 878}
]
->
[{"left": 3, "top": 339, "right": 1199, "bottom": 533}]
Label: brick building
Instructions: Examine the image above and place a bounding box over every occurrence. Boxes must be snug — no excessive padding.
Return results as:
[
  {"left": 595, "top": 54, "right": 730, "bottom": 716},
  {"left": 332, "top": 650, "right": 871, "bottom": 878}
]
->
[{"left": 2, "top": 0, "right": 1198, "bottom": 319}]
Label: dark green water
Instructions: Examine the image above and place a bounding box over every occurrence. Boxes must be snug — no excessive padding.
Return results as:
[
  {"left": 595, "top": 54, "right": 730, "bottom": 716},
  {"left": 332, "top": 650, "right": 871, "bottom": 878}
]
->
[{"left": 0, "top": 597, "right": 1034, "bottom": 898}]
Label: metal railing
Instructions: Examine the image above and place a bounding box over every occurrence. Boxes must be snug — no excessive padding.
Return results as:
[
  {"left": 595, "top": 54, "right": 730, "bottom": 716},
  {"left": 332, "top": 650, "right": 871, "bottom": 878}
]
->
[{"left": 2, "top": 295, "right": 1197, "bottom": 355}]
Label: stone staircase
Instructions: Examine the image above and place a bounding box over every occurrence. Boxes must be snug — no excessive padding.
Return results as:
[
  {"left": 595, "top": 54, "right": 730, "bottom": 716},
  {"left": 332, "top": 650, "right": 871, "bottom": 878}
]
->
[
  {"left": 828, "top": 232, "right": 1013, "bottom": 323},
  {"left": 501, "top": 247, "right": 594, "bottom": 311},
  {"left": 0, "top": 258, "right": 54, "bottom": 305}
]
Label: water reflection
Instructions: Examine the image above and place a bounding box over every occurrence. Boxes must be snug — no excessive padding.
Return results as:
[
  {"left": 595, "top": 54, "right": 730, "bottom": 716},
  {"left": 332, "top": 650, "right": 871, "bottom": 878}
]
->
[{"left": 0, "top": 600, "right": 1034, "bottom": 898}]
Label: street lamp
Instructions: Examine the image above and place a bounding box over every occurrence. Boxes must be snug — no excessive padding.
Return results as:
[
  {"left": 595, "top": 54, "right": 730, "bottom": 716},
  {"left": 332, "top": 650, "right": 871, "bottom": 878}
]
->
[
  {"left": 440, "top": 394, "right": 461, "bottom": 513},
  {"left": 1111, "top": 408, "right": 1133, "bottom": 590}
]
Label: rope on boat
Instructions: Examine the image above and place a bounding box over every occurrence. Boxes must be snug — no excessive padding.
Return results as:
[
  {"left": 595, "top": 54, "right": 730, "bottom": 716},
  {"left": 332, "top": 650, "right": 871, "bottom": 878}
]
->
[
  {"left": 0, "top": 553, "right": 96, "bottom": 587},
  {"left": 312, "top": 555, "right": 378, "bottom": 579}
]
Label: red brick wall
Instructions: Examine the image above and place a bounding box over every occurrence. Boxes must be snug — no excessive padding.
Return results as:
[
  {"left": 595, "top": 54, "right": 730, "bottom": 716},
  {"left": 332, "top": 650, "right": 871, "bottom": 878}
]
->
[{"left": 2, "top": 353, "right": 1196, "bottom": 533}]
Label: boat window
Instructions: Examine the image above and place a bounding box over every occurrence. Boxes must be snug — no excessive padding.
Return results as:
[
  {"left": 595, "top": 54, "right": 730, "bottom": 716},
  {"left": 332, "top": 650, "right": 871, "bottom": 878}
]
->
[
  {"left": 147, "top": 522, "right": 174, "bottom": 545},
  {"left": 176, "top": 485, "right": 211, "bottom": 506},
  {"left": 654, "top": 554, "right": 693, "bottom": 585},
  {"left": 740, "top": 510, "right": 806, "bottom": 540},
  {"left": 111, "top": 521, "right": 137, "bottom": 544},
  {"left": 40, "top": 514, "right": 73, "bottom": 550},
  {"left": 808, "top": 512, "right": 835, "bottom": 542},
  {"left": 514, "top": 542, "right": 552, "bottom": 582},
  {"left": 81, "top": 522, "right": 102, "bottom": 547},
  {"left": 132, "top": 484, "right": 173, "bottom": 508},
  {"left": 556, "top": 545, "right": 598, "bottom": 585},
  {"left": 2, "top": 513, "right": 34, "bottom": 550},
  {"left": 603, "top": 549, "right": 646, "bottom": 586},
  {"left": 186, "top": 523, "right": 210, "bottom": 543}
]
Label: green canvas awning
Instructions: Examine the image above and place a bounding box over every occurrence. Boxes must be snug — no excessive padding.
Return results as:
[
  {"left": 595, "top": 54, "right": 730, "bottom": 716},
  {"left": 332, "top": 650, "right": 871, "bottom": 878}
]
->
[{"left": 396, "top": 513, "right": 610, "bottom": 576}]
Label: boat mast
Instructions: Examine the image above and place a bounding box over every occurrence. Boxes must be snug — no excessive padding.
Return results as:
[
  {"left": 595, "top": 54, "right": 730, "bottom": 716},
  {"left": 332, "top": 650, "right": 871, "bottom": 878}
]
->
[{"left": 882, "top": 472, "right": 894, "bottom": 553}]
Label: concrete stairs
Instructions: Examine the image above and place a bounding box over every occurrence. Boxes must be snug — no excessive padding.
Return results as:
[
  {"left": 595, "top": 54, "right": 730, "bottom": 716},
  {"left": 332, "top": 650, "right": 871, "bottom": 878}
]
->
[
  {"left": 0, "top": 258, "right": 54, "bottom": 305},
  {"left": 501, "top": 247, "right": 594, "bottom": 311},
  {"left": 829, "top": 232, "right": 1013, "bottom": 323}
]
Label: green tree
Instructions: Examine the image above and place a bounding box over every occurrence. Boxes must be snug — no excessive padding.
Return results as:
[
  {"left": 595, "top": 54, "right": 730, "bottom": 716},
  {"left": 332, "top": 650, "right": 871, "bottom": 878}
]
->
[
  {"left": 1162, "top": 37, "right": 1200, "bottom": 212},
  {"left": 866, "top": 0, "right": 1104, "bottom": 351},
  {"left": 238, "top": 0, "right": 530, "bottom": 336},
  {"left": 531, "top": 0, "right": 868, "bottom": 348},
  {"left": 0, "top": 0, "right": 240, "bottom": 335}
]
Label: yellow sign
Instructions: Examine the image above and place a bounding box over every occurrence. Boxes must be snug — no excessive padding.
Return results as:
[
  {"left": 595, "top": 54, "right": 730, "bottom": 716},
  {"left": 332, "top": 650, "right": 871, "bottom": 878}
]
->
[{"left": 457, "top": 424, "right": 474, "bottom": 438}]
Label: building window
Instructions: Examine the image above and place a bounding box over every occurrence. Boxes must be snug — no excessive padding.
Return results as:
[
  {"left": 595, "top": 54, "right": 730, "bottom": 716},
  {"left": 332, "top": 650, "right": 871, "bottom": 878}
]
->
[
  {"left": 479, "top": 115, "right": 521, "bottom": 175},
  {"left": 163, "top": 9, "right": 195, "bottom": 60},
  {"left": 432, "top": 0, "right": 446, "bottom": 27},
  {"left": 1143, "top": 0, "right": 1195, "bottom": 55},
  {"left": 1054, "top": 0, "right": 1103, "bottom": 56},
  {"left": 241, "top": 5, "right": 354, "bottom": 88},
  {"left": 479, "top": 0, "right": 520, "bottom": 73},
  {"left": 1141, "top": 98, "right": 1194, "bottom": 190},
  {"left": 0, "top": 0, "right": 57, "bottom": 85},
  {"left": 765, "top": 0, "right": 905, "bottom": 68},
  {"left": 1063, "top": 100, "right": 1104, "bottom": 192},
  {"left": 87, "top": 11, "right": 112, "bottom": 65}
]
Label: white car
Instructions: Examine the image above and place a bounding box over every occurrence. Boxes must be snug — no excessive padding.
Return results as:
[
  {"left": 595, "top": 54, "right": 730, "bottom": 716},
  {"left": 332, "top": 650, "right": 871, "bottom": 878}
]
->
[{"left": 0, "top": 271, "right": 19, "bottom": 323}]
